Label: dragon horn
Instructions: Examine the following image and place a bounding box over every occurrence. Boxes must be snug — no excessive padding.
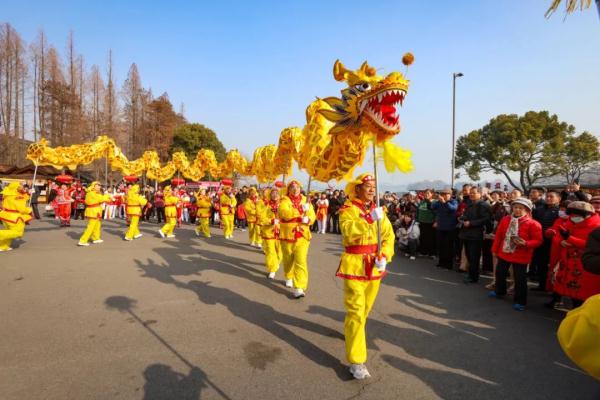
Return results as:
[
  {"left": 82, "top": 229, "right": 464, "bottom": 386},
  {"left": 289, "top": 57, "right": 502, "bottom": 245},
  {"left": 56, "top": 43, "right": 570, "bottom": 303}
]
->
[
  {"left": 360, "top": 61, "right": 376, "bottom": 77},
  {"left": 333, "top": 60, "right": 350, "bottom": 82}
]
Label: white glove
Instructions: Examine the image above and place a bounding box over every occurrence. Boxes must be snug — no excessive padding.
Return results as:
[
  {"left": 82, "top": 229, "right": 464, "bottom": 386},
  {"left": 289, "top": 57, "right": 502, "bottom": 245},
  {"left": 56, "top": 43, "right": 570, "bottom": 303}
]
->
[
  {"left": 302, "top": 203, "right": 310, "bottom": 212},
  {"left": 273, "top": 218, "right": 280, "bottom": 225},
  {"left": 370, "top": 207, "right": 384, "bottom": 221},
  {"left": 375, "top": 256, "right": 387, "bottom": 272},
  {"left": 302, "top": 216, "right": 310, "bottom": 224}
]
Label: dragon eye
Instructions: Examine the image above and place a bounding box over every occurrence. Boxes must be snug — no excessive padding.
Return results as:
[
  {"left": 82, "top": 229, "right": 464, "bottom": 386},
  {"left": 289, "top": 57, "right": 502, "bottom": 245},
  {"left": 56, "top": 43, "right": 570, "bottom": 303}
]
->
[{"left": 355, "top": 82, "right": 371, "bottom": 92}]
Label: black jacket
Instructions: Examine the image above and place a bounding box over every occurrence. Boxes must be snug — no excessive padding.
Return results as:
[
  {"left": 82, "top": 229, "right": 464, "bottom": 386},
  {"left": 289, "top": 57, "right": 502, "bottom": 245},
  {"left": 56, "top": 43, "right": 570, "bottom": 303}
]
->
[
  {"left": 535, "top": 204, "right": 560, "bottom": 232},
  {"left": 582, "top": 227, "right": 600, "bottom": 275},
  {"left": 458, "top": 200, "right": 492, "bottom": 241}
]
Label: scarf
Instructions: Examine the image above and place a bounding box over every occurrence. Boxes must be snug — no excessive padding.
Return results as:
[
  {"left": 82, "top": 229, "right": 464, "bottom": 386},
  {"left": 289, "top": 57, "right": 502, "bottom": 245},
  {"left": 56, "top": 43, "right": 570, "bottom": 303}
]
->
[{"left": 502, "top": 216, "right": 520, "bottom": 253}]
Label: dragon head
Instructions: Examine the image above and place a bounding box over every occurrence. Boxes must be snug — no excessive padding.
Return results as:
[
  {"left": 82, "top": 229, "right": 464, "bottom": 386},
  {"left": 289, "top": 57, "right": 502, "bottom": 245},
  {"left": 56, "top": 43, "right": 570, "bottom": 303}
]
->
[{"left": 319, "top": 58, "right": 411, "bottom": 142}]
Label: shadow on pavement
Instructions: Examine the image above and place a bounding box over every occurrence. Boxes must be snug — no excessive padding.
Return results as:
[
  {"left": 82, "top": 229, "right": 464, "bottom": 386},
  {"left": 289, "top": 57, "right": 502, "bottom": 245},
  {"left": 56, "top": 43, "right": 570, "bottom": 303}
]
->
[
  {"left": 142, "top": 364, "right": 207, "bottom": 400},
  {"left": 134, "top": 242, "right": 350, "bottom": 380}
]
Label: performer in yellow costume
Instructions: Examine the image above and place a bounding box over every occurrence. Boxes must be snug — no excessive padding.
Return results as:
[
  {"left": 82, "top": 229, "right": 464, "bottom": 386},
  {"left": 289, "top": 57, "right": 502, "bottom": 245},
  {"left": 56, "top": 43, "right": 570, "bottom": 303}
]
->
[
  {"left": 219, "top": 179, "right": 237, "bottom": 239},
  {"left": 0, "top": 182, "right": 32, "bottom": 252},
  {"left": 244, "top": 187, "right": 263, "bottom": 248},
  {"left": 194, "top": 188, "right": 212, "bottom": 238},
  {"left": 158, "top": 186, "right": 178, "bottom": 238},
  {"left": 337, "top": 173, "right": 394, "bottom": 380},
  {"left": 258, "top": 186, "right": 283, "bottom": 279},
  {"left": 124, "top": 184, "right": 147, "bottom": 241},
  {"left": 78, "top": 182, "right": 113, "bottom": 246},
  {"left": 279, "top": 179, "right": 315, "bottom": 298}
]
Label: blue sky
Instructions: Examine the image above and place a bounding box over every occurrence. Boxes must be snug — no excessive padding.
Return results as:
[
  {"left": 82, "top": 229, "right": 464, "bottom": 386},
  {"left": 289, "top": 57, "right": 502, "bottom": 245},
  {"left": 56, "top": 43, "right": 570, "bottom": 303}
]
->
[{"left": 4, "top": 1, "right": 600, "bottom": 186}]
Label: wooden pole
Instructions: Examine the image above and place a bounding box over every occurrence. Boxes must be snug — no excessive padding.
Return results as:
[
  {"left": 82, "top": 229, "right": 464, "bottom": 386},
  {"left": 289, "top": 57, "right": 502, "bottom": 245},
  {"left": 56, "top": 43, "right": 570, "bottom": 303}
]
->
[{"left": 372, "top": 140, "right": 382, "bottom": 254}]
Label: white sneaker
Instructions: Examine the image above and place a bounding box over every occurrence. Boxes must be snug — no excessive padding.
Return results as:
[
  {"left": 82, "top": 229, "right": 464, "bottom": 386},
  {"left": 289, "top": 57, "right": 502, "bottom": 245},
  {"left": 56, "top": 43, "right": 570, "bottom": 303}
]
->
[
  {"left": 158, "top": 229, "right": 165, "bottom": 238},
  {"left": 167, "top": 234, "right": 176, "bottom": 238},
  {"left": 285, "top": 279, "right": 293, "bottom": 288},
  {"left": 124, "top": 237, "right": 133, "bottom": 241},
  {"left": 195, "top": 230, "right": 200, "bottom": 237},
  {"left": 251, "top": 242, "right": 256, "bottom": 247},
  {"left": 349, "top": 364, "right": 371, "bottom": 380},
  {"left": 77, "top": 242, "right": 90, "bottom": 247},
  {"left": 410, "top": 256, "right": 416, "bottom": 260},
  {"left": 268, "top": 272, "right": 276, "bottom": 279},
  {"left": 0, "top": 247, "right": 13, "bottom": 252},
  {"left": 134, "top": 234, "right": 143, "bottom": 239},
  {"left": 92, "top": 239, "right": 104, "bottom": 244},
  {"left": 257, "top": 243, "right": 262, "bottom": 249},
  {"left": 293, "top": 288, "right": 305, "bottom": 298}
]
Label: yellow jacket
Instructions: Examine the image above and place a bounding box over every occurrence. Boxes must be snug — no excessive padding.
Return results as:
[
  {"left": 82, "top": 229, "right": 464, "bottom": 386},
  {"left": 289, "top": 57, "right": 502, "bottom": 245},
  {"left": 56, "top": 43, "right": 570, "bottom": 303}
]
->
[
  {"left": 196, "top": 195, "right": 212, "bottom": 218},
  {"left": 220, "top": 193, "right": 237, "bottom": 216},
  {"left": 84, "top": 191, "right": 112, "bottom": 219},
  {"left": 125, "top": 188, "right": 148, "bottom": 217},
  {"left": 337, "top": 199, "right": 395, "bottom": 280},
  {"left": 258, "top": 200, "right": 280, "bottom": 239},
  {"left": 0, "top": 191, "right": 32, "bottom": 224},
  {"left": 244, "top": 196, "right": 259, "bottom": 223},
  {"left": 278, "top": 194, "right": 315, "bottom": 242},
  {"left": 164, "top": 194, "right": 179, "bottom": 218}
]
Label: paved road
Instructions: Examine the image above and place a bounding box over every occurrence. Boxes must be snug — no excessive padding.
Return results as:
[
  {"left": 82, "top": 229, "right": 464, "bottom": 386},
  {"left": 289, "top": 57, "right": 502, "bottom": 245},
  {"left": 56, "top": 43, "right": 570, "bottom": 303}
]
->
[{"left": 1, "top": 218, "right": 599, "bottom": 400}]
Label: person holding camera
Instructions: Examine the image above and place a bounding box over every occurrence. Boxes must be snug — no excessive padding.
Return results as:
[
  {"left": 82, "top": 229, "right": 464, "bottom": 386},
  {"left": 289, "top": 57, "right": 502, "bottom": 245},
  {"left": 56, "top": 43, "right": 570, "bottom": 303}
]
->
[{"left": 552, "top": 201, "right": 600, "bottom": 307}]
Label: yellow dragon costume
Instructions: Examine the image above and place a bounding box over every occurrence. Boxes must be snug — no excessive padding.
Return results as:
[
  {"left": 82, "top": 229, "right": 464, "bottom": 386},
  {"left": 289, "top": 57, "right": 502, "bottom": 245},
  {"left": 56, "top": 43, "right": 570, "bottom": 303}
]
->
[
  {"left": 26, "top": 57, "right": 413, "bottom": 184},
  {"left": 0, "top": 182, "right": 32, "bottom": 252},
  {"left": 194, "top": 188, "right": 212, "bottom": 238},
  {"left": 124, "top": 184, "right": 148, "bottom": 241}
]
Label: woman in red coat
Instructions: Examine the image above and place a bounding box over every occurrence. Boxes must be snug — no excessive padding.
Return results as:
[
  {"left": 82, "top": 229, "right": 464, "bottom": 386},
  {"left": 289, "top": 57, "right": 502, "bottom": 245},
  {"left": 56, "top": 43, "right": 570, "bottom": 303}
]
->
[
  {"left": 544, "top": 202, "right": 571, "bottom": 295},
  {"left": 552, "top": 201, "right": 600, "bottom": 307},
  {"left": 489, "top": 198, "right": 543, "bottom": 311}
]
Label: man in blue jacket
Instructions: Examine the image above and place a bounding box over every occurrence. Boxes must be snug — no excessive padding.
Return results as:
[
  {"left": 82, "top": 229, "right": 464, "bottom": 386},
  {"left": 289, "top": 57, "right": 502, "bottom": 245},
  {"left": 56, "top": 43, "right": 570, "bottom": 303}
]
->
[{"left": 432, "top": 188, "right": 458, "bottom": 269}]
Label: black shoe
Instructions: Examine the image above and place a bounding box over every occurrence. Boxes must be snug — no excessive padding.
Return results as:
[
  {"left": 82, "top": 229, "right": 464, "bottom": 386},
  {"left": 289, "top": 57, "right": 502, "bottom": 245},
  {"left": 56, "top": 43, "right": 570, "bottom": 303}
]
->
[
  {"left": 531, "top": 286, "right": 546, "bottom": 292},
  {"left": 463, "top": 276, "right": 478, "bottom": 284}
]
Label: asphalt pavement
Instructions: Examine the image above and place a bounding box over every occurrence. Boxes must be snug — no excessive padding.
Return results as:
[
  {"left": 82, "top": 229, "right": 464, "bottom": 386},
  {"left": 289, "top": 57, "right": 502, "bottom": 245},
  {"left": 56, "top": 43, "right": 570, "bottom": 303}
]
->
[{"left": 1, "top": 218, "right": 599, "bottom": 400}]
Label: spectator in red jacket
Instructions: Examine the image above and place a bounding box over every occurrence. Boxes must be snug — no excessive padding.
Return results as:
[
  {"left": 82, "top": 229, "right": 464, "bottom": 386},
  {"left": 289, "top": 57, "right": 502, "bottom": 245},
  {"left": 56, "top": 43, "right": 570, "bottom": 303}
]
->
[
  {"left": 552, "top": 201, "right": 600, "bottom": 307},
  {"left": 488, "top": 197, "right": 543, "bottom": 311}
]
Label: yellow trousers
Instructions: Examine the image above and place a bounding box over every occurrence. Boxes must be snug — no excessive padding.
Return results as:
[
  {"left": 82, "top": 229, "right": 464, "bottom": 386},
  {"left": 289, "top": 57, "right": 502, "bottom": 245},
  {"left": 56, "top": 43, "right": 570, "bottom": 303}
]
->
[
  {"left": 248, "top": 222, "right": 262, "bottom": 245},
  {"left": 343, "top": 278, "right": 381, "bottom": 364},
  {"left": 281, "top": 238, "right": 310, "bottom": 290},
  {"left": 263, "top": 238, "right": 282, "bottom": 273},
  {"left": 161, "top": 217, "right": 177, "bottom": 236},
  {"left": 222, "top": 214, "right": 234, "bottom": 237},
  {"left": 0, "top": 220, "right": 26, "bottom": 250},
  {"left": 195, "top": 217, "right": 211, "bottom": 237},
  {"left": 79, "top": 219, "right": 102, "bottom": 243},
  {"left": 125, "top": 216, "right": 141, "bottom": 240}
]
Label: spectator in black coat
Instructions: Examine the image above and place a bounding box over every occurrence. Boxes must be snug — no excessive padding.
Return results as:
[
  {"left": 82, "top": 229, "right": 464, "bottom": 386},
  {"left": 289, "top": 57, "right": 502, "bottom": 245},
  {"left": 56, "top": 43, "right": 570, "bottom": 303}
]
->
[
  {"left": 582, "top": 227, "right": 600, "bottom": 274},
  {"left": 530, "top": 190, "right": 560, "bottom": 290},
  {"left": 458, "top": 187, "right": 492, "bottom": 283},
  {"left": 327, "top": 190, "right": 342, "bottom": 234}
]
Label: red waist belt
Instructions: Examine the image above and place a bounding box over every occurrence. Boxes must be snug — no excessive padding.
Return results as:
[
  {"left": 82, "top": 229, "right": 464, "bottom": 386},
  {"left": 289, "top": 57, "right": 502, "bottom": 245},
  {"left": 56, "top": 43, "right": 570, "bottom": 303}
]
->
[
  {"left": 345, "top": 244, "right": 378, "bottom": 276},
  {"left": 281, "top": 217, "right": 302, "bottom": 223},
  {"left": 2, "top": 209, "right": 18, "bottom": 213},
  {"left": 86, "top": 203, "right": 100, "bottom": 207}
]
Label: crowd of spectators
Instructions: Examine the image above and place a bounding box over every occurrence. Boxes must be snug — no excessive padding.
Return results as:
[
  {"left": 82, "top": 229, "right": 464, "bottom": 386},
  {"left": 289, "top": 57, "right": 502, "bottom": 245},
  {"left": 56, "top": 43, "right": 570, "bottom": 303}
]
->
[{"left": 377, "top": 182, "right": 600, "bottom": 312}]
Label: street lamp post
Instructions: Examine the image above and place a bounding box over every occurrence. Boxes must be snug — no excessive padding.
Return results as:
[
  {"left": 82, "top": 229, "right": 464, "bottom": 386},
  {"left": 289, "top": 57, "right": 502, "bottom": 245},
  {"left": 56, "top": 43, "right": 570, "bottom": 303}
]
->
[{"left": 451, "top": 72, "right": 463, "bottom": 190}]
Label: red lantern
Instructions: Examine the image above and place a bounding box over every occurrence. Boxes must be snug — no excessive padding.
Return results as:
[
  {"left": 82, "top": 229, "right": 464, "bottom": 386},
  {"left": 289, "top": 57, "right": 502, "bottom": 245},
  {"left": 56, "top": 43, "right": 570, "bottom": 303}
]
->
[
  {"left": 124, "top": 175, "right": 139, "bottom": 183},
  {"left": 220, "top": 179, "right": 233, "bottom": 187},
  {"left": 56, "top": 174, "right": 74, "bottom": 184},
  {"left": 274, "top": 181, "right": 285, "bottom": 188},
  {"left": 171, "top": 178, "right": 185, "bottom": 186}
]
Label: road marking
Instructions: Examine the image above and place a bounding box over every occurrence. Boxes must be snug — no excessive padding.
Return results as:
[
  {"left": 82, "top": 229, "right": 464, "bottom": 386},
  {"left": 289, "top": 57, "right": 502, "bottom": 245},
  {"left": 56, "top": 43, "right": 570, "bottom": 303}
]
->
[
  {"left": 423, "top": 277, "right": 458, "bottom": 286},
  {"left": 454, "top": 327, "right": 490, "bottom": 341},
  {"left": 554, "top": 361, "right": 588, "bottom": 376}
]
